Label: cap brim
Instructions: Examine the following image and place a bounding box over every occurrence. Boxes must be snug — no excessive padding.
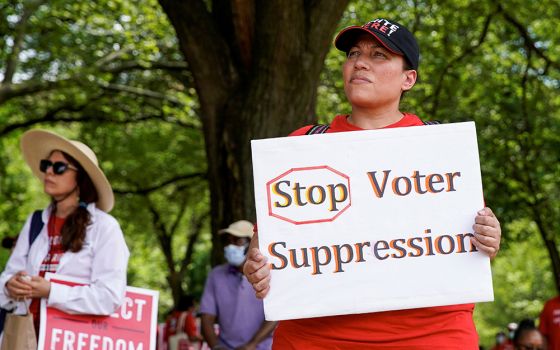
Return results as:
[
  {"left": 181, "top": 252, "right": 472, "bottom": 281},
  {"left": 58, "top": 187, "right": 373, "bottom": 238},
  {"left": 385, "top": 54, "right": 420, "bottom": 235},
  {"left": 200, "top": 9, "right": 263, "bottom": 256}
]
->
[
  {"left": 218, "top": 228, "right": 253, "bottom": 238},
  {"left": 334, "top": 26, "right": 404, "bottom": 57},
  {"left": 20, "top": 130, "right": 114, "bottom": 212}
]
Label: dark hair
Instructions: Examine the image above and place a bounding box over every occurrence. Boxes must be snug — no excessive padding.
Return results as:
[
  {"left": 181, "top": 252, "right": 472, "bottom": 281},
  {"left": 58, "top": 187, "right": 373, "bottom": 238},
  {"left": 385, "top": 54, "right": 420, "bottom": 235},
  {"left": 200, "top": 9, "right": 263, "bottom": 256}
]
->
[
  {"left": 513, "top": 318, "right": 539, "bottom": 345},
  {"left": 176, "top": 294, "right": 195, "bottom": 311},
  {"left": 1, "top": 236, "right": 17, "bottom": 249},
  {"left": 51, "top": 151, "right": 98, "bottom": 252}
]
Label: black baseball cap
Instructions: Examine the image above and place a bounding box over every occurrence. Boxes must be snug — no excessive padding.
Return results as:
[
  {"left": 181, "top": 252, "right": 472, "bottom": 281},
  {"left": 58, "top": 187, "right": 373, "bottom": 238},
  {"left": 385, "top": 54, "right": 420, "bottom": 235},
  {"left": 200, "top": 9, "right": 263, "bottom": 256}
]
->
[{"left": 334, "top": 18, "right": 419, "bottom": 70}]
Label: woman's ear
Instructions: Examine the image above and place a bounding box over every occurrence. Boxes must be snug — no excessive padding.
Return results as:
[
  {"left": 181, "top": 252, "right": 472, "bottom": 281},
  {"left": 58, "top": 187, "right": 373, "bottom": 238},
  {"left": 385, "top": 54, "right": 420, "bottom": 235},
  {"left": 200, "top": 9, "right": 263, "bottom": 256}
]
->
[{"left": 402, "top": 69, "right": 417, "bottom": 91}]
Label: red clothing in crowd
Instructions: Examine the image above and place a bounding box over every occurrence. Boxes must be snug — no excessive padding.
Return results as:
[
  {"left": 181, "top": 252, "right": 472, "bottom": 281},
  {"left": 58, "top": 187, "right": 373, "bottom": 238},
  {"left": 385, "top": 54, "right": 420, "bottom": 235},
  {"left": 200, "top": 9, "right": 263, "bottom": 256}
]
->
[
  {"left": 539, "top": 296, "right": 560, "bottom": 350},
  {"left": 490, "top": 341, "right": 514, "bottom": 350},
  {"left": 165, "top": 310, "right": 198, "bottom": 342},
  {"left": 272, "top": 114, "right": 479, "bottom": 350}
]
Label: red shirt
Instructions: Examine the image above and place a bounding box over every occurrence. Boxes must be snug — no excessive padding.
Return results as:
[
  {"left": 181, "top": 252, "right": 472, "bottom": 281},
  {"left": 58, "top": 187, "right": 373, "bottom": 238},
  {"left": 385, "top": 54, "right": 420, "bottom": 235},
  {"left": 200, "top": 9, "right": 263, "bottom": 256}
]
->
[
  {"left": 164, "top": 310, "right": 199, "bottom": 341},
  {"left": 490, "top": 340, "right": 514, "bottom": 350},
  {"left": 30, "top": 215, "right": 66, "bottom": 333},
  {"left": 273, "top": 114, "right": 478, "bottom": 350},
  {"left": 539, "top": 296, "right": 560, "bottom": 350}
]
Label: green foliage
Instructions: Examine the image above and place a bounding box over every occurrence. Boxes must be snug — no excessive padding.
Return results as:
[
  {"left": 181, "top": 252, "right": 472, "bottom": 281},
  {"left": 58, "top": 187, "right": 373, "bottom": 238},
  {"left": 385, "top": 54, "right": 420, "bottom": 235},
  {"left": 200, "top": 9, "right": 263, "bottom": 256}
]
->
[
  {"left": 0, "top": 0, "right": 208, "bottom": 319},
  {"left": 475, "top": 218, "right": 555, "bottom": 346}
]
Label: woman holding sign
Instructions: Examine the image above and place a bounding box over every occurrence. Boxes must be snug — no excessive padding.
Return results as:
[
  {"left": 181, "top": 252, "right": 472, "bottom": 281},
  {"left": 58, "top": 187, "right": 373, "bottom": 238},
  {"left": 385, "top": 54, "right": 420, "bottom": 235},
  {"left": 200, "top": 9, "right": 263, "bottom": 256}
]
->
[
  {"left": 244, "top": 18, "right": 502, "bottom": 349},
  {"left": 0, "top": 130, "right": 129, "bottom": 338}
]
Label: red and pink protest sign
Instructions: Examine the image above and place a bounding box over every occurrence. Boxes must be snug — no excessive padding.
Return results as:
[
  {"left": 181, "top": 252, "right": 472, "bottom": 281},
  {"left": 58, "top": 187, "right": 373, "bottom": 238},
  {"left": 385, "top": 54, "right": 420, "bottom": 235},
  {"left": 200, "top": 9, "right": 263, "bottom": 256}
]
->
[{"left": 38, "top": 273, "right": 159, "bottom": 350}]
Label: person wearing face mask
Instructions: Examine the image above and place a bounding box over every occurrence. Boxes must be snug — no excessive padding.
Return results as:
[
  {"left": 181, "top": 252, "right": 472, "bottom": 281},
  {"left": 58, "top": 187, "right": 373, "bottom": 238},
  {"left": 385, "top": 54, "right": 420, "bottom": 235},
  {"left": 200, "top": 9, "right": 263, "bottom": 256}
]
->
[
  {"left": 491, "top": 331, "right": 514, "bottom": 350},
  {"left": 200, "top": 220, "right": 277, "bottom": 350}
]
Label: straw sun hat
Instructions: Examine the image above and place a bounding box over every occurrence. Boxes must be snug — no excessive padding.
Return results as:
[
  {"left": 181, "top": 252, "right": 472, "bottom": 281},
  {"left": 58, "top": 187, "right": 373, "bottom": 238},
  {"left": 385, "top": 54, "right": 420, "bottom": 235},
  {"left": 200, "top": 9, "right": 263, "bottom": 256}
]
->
[{"left": 20, "top": 129, "right": 114, "bottom": 212}]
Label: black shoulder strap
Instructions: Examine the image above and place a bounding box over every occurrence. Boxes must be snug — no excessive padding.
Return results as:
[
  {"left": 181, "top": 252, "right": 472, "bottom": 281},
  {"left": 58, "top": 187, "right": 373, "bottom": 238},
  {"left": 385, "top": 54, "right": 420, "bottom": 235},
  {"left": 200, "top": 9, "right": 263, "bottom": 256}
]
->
[
  {"left": 306, "top": 121, "right": 439, "bottom": 133},
  {"left": 29, "top": 210, "right": 44, "bottom": 247},
  {"left": 305, "top": 124, "right": 330, "bottom": 135},
  {"left": 423, "top": 120, "right": 441, "bottom": 125}
]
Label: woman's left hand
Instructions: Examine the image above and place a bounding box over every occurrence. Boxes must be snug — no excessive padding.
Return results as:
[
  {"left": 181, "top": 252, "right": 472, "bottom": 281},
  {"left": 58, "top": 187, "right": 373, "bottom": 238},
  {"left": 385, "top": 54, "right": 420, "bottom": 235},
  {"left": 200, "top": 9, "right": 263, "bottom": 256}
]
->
[
  {"left": 471, "top": 207, "right": 501, "bottom": 259},
  {"left": 27, "top": 276, "right": 51, "bottom": 298}
]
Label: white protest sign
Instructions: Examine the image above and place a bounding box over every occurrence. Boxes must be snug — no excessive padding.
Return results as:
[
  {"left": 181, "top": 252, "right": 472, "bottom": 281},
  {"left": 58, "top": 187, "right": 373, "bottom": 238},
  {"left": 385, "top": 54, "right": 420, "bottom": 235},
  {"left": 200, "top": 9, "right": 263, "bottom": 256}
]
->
[
  {"left": 38, "top": 273, "right": 159, "bottom": 350},
  {"left": 251, "top": 122, "right": 494, "bottom": 321}
]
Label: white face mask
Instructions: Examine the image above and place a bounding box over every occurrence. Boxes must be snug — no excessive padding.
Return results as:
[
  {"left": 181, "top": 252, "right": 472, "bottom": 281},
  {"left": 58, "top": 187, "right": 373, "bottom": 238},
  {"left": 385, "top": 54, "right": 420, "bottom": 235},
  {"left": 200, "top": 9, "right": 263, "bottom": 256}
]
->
[
  {"left": 496, "top": 334, "right": 506, "bottom": 344},
  {"left": 224, "top": 244, "right": 247, "bottom": 267}
]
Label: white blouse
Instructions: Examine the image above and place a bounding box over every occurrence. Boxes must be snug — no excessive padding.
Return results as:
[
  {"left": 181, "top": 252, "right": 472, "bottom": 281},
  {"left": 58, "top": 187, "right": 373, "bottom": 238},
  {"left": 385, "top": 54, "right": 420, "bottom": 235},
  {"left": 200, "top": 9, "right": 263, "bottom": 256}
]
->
[{"left": 0, "top": 203, "right": 130, "bottom": 315}]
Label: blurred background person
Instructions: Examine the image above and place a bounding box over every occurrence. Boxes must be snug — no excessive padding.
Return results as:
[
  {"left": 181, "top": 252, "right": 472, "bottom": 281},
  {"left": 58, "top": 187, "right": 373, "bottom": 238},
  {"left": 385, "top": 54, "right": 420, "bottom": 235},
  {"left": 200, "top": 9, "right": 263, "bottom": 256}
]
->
[
  {"left": 165, "top": 294, "right": 203, "bottom": 350},
  {"left": 513, "top": 318, "right": 544, "bottom": 350},
  {"left": 200, "top": 220, "right": 276, "bottom": 350},
  {"left": 539, "top": 295, "right": 560, "bottom": 350},
  {"left": 491, "top": 330, "right": 513, "bottom": 350}
]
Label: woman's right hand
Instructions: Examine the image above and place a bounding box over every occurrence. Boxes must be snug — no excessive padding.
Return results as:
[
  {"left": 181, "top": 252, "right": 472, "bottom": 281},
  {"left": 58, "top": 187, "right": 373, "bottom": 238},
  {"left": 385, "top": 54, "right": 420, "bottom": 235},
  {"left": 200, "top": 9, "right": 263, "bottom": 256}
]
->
[
  {"left": 5, "top": 271, "right": 32, "bottom": 299},
  {"left": 243, "top": 232, "right": 271, "bottom": 299}
]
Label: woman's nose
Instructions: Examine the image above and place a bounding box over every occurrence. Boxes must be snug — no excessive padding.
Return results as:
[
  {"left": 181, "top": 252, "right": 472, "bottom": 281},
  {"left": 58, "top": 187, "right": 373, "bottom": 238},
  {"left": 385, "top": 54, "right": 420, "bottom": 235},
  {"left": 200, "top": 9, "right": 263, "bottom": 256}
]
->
[
  {"left": 44, "top": 164, "right": 55, "bottom": 175},
  {"left": 353, "top": 55, "right": 369, "bottom": 70}
]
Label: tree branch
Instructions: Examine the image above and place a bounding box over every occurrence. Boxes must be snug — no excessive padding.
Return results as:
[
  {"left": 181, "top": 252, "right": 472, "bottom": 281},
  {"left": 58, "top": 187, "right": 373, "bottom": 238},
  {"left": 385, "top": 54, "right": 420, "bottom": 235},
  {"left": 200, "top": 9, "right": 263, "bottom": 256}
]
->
[
  {"left": 0, "top": 79, "right": 68, "bottom": 104},
  {"left": 145, "top": 195, "right": 176, "bottom": 274},
  {"left": 180, "top": 210, "right": 209, "bottom": 277},
  {"left": 0, "top": 57, "right": 187, "bottom": 106},
  {"left": 99, "top": 81, "right": 184, "bottom": 106},
  {"left": 169, "top": 191, "right": 190, "bottom": 241},
  {"left": 94, "top": 47, "right": 132, "bottom": 68},
  {"left": 499, "top": 4, "right": 560, "bottom": 70},
  {"left": 113, "top": 173, "right": 206, "bottom": 195},
  {"left": 0, "top": 106, "right": 199, "bottom": 136},
  {"left": 100, "top": 60, "right": 189, "bottom": 75},
  {"left": 2, "top": 0, "right": 46, "bottom": 84},
  {"left": 429, "top": 12, "right": 494, "bottom": 116}
]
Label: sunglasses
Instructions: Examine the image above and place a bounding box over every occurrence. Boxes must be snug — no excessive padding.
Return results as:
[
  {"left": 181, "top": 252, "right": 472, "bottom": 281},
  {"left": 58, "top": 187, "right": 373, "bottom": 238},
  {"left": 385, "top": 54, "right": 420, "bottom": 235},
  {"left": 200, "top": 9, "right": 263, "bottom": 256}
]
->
[{"left": 39, "top": 159, "right": 78, "bottom": 175}]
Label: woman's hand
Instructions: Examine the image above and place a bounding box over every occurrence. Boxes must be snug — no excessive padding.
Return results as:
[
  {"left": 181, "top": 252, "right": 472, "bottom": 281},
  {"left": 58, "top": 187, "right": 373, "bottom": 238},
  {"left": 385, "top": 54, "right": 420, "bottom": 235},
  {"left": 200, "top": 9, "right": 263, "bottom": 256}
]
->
[
  {"left": 472, "top": 207, "right": 501, "bottom": 259},
  {"left": 243, "top": 232, "right": 271, "bottom": 299},
  {"left": 5, "top": 271, "right": 32, "bottom": 299},
  {"left": 28, "top": 276, "right": 51, "bottom": 298}
]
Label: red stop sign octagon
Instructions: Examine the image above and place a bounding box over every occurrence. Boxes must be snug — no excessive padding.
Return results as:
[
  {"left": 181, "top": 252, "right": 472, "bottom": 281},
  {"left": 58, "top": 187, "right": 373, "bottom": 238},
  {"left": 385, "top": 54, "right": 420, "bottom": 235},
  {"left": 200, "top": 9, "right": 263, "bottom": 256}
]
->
[{"left": 266, "top": 165, "right": 352, "bottom": 225}]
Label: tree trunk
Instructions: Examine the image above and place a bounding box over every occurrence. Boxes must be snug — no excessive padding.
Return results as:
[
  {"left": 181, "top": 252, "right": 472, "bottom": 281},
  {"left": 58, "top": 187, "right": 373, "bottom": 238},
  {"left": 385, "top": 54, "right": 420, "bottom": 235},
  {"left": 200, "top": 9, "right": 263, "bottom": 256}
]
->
[
  {"left": 534, "top": 210, "right": 560, "bottom": 294},
  {"left": 159, "top": 0, "right": 349, "bottom": 265}
]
